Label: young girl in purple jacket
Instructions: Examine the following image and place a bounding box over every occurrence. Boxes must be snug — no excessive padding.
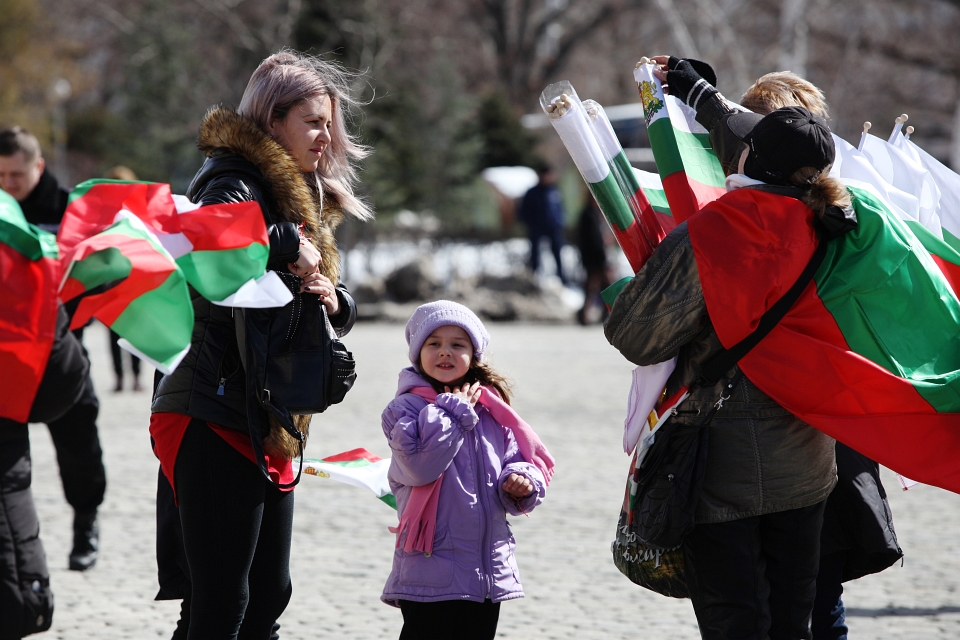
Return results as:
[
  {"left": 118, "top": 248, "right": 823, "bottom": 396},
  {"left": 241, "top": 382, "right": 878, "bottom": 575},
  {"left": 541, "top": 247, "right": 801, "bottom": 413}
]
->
[{"left": 381, "top": 300, "right": 554, "bottom": 639}]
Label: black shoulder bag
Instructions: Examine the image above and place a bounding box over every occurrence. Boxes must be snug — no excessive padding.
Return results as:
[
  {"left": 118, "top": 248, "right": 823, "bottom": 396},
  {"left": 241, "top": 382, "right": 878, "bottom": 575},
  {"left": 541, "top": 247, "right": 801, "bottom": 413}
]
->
[
  {"left": 237, "top": 273, "right": 357, "bottom": 488},
  {"left": 629, "top": 236, "right": 828, "bottom": 551}
]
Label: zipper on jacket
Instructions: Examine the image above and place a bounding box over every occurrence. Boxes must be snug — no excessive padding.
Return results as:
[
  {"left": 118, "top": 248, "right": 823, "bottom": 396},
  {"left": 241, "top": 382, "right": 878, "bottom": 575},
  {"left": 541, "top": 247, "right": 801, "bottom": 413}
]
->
[
  {"left": 217, "top": 378, "right": 226, "bottom": 396},
  {"left": 473, "top": 419, "right": 494, "bottom": 598}
]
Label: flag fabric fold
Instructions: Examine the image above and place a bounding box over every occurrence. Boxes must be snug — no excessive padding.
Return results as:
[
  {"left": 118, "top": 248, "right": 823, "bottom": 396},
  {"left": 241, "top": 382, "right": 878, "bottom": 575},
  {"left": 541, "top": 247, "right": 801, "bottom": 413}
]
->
[
  {"left": 0, "top": 191, "right": 61, "bottom": 421},
  {"left": 300, "top": 448, "right": 395, "bottom": 509},
  {"left": 688, "top": 186, "right": 960, "bottom": 494}
]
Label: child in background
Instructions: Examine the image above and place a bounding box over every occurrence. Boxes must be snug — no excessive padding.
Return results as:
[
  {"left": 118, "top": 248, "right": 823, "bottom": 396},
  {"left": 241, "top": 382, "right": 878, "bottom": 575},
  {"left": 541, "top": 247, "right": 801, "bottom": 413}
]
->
[{"left": 381, "top": 300, "right": 554, "bottom": 640}]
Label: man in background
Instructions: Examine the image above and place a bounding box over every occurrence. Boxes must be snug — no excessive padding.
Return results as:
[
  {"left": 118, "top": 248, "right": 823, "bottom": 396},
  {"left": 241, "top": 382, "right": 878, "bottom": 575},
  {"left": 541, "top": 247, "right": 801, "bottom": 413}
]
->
[
  {"left": 0, "top": 126, "right": 106, "bottom": 571},
  {"left": 518, "top": 162, "right": 569, "bottom": 285}
]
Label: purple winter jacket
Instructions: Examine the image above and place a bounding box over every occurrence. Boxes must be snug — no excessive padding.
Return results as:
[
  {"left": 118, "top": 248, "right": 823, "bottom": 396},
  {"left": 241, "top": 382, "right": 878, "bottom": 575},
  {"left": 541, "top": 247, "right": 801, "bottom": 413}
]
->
[{"left": 380, "top": 367, "right": 546, "bottom": 606}]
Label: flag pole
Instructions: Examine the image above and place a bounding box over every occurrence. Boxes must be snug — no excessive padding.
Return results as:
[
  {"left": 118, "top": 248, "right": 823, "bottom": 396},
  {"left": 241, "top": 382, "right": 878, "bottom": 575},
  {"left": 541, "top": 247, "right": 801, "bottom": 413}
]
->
[
  {"left": 858, "top": 121, "right": 871, "bottom": 151},
  {"left": 905, "top": 125, "right": 915, "bottom": 141},
  {"left": 889, "top": 113, "right": 908, "bottom": 143}
]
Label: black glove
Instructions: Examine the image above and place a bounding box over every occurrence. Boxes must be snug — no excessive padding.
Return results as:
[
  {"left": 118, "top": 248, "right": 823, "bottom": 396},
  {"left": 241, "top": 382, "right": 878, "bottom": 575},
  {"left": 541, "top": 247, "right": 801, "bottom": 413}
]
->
[{"left": 665, "top": 57, "right": 719, "bottom": 110}]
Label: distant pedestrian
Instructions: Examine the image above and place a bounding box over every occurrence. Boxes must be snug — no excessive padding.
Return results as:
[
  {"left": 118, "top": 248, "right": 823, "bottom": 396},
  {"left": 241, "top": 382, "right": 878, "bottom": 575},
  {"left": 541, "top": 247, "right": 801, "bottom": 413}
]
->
[
  {"left": 0, "top": 126, "right": 106, "bottom": 572},
  {"left": 102, "top": 165, "right": 144, "bottom": 392},
  {"left": 518, "top": 162, "right": 568, "bottom": 284},
  {"left": 575, "top": 195, "right": 614, "bottom": 324},
  {"left": 381, "top": 300, "right": 553, "bottom": 640}
]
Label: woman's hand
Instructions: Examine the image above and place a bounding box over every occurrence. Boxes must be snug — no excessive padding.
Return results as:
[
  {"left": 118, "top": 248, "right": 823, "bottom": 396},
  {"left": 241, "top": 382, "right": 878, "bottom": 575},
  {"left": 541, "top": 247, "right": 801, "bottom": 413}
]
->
[
  {"left": 650, "top": 55, "right": 671, "bottom": 86},
  {"left": 300, "top": 272, "right": 340, "bottom": 316},
  {"left": 444, "top": 381, "right": 481, "bottom": 407},
  {"left": 502, "top": 473, "right": 534, "bottom": 499},
  {"left": 289, "top": 240, "right": 322, "bottom": 278}
]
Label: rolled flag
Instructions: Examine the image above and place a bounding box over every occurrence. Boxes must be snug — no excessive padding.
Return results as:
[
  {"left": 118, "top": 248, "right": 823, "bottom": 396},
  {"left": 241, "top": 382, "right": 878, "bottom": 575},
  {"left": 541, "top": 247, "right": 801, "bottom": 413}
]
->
[
  {"left": 59, "top": 180, "right": 290, "bottom": 307},
  {"left": 582, "top": 99, "right": 668, "bottom": 248},
  {"left": 634, "top": 61, "right": 726, "bottom": 223},
  {"left": 540, "top": 82, "right": 654, "bottom": 272},
  {"left": 299, "top": 448, "right": 395, "bottom": 509},
  {"left": 59, "top": 213, "right": 193, "bottom": 373},
  {"left": 0, "top": 191, "right": 61, "bottom": 422}
]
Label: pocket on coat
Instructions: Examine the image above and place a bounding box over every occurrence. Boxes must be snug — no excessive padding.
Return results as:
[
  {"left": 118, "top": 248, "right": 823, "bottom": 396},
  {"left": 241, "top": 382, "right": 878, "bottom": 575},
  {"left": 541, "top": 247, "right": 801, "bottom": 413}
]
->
[{"left": 398, "top": 531, "right": 456, "bottom": 588}]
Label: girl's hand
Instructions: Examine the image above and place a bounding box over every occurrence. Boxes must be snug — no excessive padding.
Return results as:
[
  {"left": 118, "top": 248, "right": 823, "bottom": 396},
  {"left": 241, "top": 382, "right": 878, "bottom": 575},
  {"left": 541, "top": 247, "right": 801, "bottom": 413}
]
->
[
  {"left": 444, "top": 381, "right": 481, "bottom": 407},
  {"left": 300, "top": 273, "right": 340, "bottom": 316},
  {"left": 502, "top": 473, "right": 533, "bottom": 499},
  {"left": 289, "top": 240, "right": 322, "bottom": 278}
]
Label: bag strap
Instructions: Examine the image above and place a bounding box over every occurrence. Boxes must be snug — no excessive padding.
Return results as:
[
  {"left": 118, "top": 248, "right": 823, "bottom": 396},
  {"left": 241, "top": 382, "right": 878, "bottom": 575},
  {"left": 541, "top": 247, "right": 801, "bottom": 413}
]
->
[{"left": 697, "top": 237, "right": 828, "bottom": 386}]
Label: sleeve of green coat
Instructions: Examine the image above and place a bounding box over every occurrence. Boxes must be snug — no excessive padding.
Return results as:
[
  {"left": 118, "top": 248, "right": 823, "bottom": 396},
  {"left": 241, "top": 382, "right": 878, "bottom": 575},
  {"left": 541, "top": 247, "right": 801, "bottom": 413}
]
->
[{"left": 603, "top": 221, "right": 708, "bottom": 366}]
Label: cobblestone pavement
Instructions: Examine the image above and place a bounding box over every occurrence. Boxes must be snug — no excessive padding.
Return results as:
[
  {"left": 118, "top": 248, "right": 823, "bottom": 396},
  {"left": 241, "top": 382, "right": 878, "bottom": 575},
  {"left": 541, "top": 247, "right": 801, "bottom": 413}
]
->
[{"left": 29, "top": 322, "right": 960, "bottom": 639}]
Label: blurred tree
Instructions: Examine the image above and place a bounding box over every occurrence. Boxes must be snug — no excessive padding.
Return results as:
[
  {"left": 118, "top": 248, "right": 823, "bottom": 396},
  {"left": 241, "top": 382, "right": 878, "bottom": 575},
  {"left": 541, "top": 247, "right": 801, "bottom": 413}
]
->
[{"left": 474, "top": 91, "right": 542, "bottom": 169}]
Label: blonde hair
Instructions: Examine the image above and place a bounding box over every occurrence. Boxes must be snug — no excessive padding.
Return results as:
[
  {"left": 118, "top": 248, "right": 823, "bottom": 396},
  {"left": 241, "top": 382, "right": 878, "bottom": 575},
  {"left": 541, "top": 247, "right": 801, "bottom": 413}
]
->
[
  {"left": 239, "top": 49, "right": 373, "bottom": 220},
  {"left": 740, "top": 72, "right": 829, "bottom": 118},
  {"left": 104, "top": 165, "right": 137, "bottom": 181}
]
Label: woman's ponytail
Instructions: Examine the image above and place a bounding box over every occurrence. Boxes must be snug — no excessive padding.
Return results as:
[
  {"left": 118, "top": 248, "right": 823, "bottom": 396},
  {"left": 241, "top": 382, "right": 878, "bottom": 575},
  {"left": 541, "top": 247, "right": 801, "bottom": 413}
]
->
[{"left": 789, "top": 165, "right": 851, "bottom": 219}]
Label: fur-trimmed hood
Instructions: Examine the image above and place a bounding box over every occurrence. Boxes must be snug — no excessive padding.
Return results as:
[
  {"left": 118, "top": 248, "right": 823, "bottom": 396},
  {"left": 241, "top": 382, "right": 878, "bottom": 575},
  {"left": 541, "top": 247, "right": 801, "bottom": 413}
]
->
[{"left": 196, "top": 106, "right": 344, "bottom": 284}]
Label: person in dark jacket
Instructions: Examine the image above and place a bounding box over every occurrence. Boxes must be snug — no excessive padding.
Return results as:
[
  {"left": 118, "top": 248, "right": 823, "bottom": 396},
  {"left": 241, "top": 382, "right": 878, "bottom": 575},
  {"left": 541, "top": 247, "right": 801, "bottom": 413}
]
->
[
  {"left": 1, "top": 299, "right": 89, "bottom": 638},
  {"left": 657, "top": 58, "right": 903, "bottom": 640},
  {"left": 150, "top": 49, "right": 369, "bottom": 639},
  {"left": 0, "top": 126, "right": 106, "bottom": 572},
  {"left": 518, "top": 163, "right": 568, "bottom": 284},
  {"left": 605, "top": 106, "right": 847, "bottom": 639},
  {"left": 575, "top": 195, "right": 613, "bottom": 324}
]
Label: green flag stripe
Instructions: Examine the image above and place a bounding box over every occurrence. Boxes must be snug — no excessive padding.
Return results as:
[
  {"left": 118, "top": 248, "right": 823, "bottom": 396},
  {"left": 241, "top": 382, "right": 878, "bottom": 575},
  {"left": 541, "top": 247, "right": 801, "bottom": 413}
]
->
[
  {"left": 68, "top": 247, "right": 133, "bottom": 290},
  {"left": 380, "top": 494, "right": 397, "bottom": 509},
  {"left": 647, "top": 118, "right": 725, "bottom": 188},
  {"left": 588, "top": 172, "right": 634, "bottom": 231},
  {"left": 176, "top": 244, "right": 270, "bottom": 302},
  {"left": 942, "top": 227, "right": 960, "bottom": 255},
  {"left": 611, "top": 152, "right": 642, "bottom": 194},
  {"left": 109, "top": 271, "right": 194, "bottom": 367},
  {"left": 0, "top": 192, "right": 59, "bottom": 260},
  {"left": 815, "top": 187, "right": 960, "bottom": 412}
]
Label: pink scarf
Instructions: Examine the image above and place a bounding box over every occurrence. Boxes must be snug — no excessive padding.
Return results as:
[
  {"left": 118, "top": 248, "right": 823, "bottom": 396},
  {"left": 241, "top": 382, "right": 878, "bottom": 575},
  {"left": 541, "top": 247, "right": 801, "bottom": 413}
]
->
[{"left": 389, "top": 385, "right": 555, "bottom": 553}]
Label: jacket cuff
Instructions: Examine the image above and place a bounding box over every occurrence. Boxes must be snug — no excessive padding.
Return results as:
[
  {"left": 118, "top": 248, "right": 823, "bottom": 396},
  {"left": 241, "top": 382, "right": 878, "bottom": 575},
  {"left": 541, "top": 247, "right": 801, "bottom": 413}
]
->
[
  {"left": 329, "top": 286, "right": 357, "bottom": 336},
  {"left": 435, "top": 393, "right": 479, "bottom": 430},
  {"left": 267, "top": 222, "right": 300, "bottom": 271}
]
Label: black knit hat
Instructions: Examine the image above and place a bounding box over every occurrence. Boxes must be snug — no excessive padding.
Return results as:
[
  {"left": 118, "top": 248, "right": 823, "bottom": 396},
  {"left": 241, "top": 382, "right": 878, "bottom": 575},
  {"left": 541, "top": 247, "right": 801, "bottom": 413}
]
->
[{"left": 725, "top": 106, "right": 835, "bottom": 185}]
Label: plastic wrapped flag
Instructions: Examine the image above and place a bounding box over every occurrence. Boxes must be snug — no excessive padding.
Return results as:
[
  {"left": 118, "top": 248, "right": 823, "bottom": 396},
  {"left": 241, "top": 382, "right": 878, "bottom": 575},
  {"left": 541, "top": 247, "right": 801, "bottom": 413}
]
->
[{"left": 540, "top": 82, "right": 656, "bottom": 272}]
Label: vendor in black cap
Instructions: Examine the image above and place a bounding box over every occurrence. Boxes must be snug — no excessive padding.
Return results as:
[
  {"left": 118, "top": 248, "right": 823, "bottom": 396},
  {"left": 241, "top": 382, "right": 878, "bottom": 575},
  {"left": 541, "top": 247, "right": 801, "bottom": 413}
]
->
[{"left": 605, "top": 104, "right": 856, "bottom": 639}]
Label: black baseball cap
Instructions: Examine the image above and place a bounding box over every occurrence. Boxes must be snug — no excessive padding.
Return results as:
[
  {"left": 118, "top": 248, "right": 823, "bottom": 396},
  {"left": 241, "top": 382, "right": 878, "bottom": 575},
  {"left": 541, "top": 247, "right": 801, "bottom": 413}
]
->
[{"left": 725, "top": 106, "right": 835, "bottom": 185}]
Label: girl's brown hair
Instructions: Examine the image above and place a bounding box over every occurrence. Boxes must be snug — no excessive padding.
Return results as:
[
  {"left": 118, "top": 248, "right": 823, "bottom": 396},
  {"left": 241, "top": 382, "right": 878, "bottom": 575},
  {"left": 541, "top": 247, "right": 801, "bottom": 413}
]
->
[{"left": 788, "top": 165, "right": 851, "bottom": 219}]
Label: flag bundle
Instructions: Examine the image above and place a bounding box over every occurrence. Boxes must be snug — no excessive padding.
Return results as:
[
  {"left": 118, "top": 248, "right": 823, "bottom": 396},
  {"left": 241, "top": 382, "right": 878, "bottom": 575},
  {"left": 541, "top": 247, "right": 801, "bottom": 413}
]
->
[
  {"left": 57, "top": 179, "right": 292, "bottom": 372},
  {"left": 0, "top": 192, "right": 61, "bottom": 422},
  {"left": 539, "top": 82, "right": 665, "bottom": 273},
  {"left": 633, "top": 61, "right": 726, "bottom": 223}
]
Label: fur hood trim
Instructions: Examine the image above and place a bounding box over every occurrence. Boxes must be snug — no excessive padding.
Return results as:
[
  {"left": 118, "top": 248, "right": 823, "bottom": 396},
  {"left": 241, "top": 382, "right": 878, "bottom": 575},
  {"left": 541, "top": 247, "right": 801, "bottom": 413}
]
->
[{"left": 197, "top": 106, "right": 344, "bottom": 284}]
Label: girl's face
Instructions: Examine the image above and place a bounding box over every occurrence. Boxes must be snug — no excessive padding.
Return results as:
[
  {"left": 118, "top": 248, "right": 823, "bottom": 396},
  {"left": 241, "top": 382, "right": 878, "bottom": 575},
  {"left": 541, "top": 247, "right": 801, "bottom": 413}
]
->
[
  {"left": 268, "top": 95, "right": 333, "bottom": 173},
  {"left": 419, "top": 325, "right": 474, "bottom": 386}
]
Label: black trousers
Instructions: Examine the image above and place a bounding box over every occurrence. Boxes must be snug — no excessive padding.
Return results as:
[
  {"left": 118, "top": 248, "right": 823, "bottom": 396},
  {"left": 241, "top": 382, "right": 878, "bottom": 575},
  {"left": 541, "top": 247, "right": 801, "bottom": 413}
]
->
[
  {"left": 399, "top": 599, "right": 501, "bottom": 640},
  {"left": 171, "top": 420, "right": 293, "bottom": 640},
  {"left": 682, "top": 501, "right": 827, "bottom": 640},
  {"left": 109, "top": 329, "right": 140, "bottom": 378},
  {"left": 45, "top": 374, "right": 106, "bottom": 514},
  {"left": 0, "top": 421, "right": 54, "bottom": 639}
]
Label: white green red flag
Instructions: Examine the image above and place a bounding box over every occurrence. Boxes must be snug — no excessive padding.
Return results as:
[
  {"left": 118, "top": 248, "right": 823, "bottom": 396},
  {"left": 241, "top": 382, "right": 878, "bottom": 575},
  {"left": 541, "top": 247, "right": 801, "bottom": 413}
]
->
[
  {"left": 689, "top": 185, "right": 960, "bottom": 494},
  {"left": 634, "top": 63, "right": 726, "bottom": 223},
  {"left": 300, "top": 448, "right": 395, "bottom": 509},
  {"left": 0, "top": 191, "right": 61, "bottom": 422},
  {"left": 59, "top": 213, "right": 193, "bottom": 372}
]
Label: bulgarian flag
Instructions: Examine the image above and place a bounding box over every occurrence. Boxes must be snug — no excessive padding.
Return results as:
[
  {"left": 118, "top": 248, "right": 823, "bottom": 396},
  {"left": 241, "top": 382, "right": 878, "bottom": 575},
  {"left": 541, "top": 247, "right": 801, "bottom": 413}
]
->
[
  {"left": 59, "top": 180, "right": 283, "bottom": 305},
  {"left": 540, "top": 82, "right": 657, "bottom": 273},
  {"left": 634, "top": 62, "right": 726, "bottom": 223},
  {"left": 0, "top": 191, "right": 61, "bottom": 422},
  {"left": 300, "top": 448, "right": 395, "bottom": 509},
  {"left": 688, "top": 185, "right": 960, "bottom": 494},
  {"left": 59, "top": 213, "right": 193, "bottom": 372},
  {"left": 896, "top": 134, "right": 960, "bottom": 252}
]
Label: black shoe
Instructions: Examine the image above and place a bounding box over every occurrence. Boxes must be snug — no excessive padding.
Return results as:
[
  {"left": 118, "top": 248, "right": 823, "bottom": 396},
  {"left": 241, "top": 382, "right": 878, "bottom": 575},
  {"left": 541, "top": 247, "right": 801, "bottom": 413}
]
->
[{"left": 69, "top": 510, "right": 99, "bottom": 571}]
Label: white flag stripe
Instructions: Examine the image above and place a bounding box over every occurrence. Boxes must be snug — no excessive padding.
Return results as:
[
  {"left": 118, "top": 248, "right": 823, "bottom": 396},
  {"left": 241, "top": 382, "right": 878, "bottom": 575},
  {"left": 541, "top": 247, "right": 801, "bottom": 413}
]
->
[{"left": 301, "top": 458, "right": 393, "bottom": 499}]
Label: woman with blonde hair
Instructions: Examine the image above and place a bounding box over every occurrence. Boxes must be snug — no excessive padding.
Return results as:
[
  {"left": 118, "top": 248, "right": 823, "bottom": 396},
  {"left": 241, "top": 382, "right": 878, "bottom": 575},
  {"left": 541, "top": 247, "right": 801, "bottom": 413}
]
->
[{"left": 150, "top": 50, "right": 370, "bottom": 638}]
